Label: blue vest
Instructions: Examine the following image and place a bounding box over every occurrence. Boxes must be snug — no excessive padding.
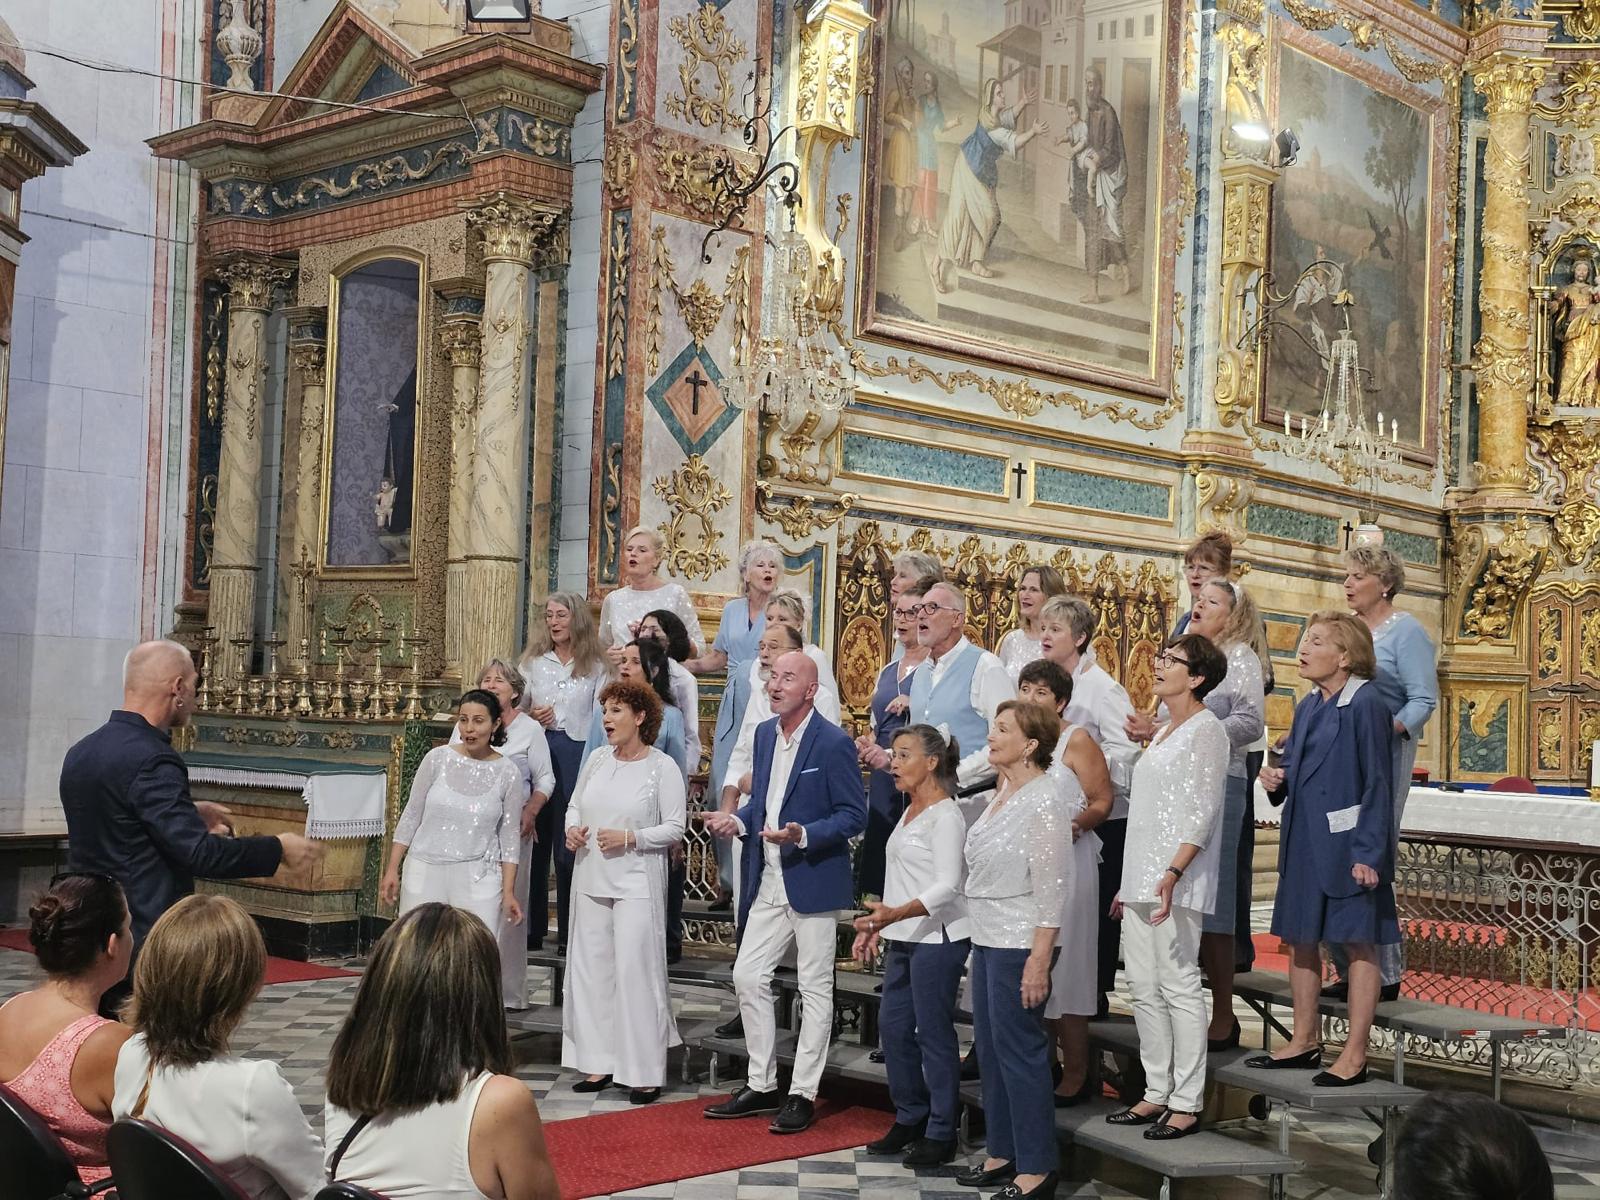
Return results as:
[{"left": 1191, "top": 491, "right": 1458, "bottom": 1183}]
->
[{"left": 909, "top": 642, "right": 989, "bottom": 762}]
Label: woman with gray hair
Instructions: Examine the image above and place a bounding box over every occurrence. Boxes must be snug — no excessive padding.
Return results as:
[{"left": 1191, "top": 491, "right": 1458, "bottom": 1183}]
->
[
  {"left": 1330, "top": 543, "right": 1437, "bottom": 1000},
  {"left": 451, "top": 659, "right": 555, "bottom": 1008}
]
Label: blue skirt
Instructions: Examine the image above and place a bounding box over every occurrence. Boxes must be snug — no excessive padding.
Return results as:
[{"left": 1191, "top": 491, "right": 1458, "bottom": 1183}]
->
[{"left": 1270, "top": 799, "right": 1400, "bottom": 948}]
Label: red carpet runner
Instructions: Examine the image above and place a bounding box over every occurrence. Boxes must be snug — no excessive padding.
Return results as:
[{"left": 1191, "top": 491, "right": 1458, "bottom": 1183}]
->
[
  {"left": 543, "top": 1094, "right": 888, "bottom": 1199},
  {"left": 0, "top": 927, "right": 356, "bottom": 985}
]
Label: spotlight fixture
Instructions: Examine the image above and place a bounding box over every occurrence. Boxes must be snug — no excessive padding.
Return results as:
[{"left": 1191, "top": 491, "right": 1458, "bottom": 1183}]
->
[
  {"left": 1273, "top": 127, "right": 1301, "bottom": 168},
  {"left": 1231, "top": 120, "right": 1271, "bottom": 143},
  {"left": 465, "top": 0, "right": 532, "bottom": 22}
]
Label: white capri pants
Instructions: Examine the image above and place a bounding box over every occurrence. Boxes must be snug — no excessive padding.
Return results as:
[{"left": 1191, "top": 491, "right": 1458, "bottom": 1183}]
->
[
  {"left": 1122, "top": 901, "right": 1207, "bottom": 1114},
  {"left": 399, "top": 857, "right": 504, "bottom": 943}
]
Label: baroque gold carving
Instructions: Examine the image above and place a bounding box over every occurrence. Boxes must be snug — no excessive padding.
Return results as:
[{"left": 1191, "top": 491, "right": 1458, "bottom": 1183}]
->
[
  {"left": 652, "top": 454, "right": 733, "bottom": 580},
  {"left": 664, "top": 3, "right": 747, "bottom": 134},
  {"left": 602, "top": 138, "right": 637, "bottom": 204},
  {"left": 1536, "top": 62, "right": 1600, "bottom": 129},
  {"left": 438, "top": 322, "right": 480, "bottom": 371},
  {"left": 1457, "top": 517, "right": 1546, "bottom": 641},
  {"left": 1192, "top": 468, "right": 1252, "bottom": 543},
  {"left": 466, "top": 193, "right": 566, "bottom": 267},
  {"left": 606, "top": 217, "right": 629, "bottom": 381},
  {"left": 644, "top": 224, "right": 752, "bottom": 371},
  {"left": 656, "top": 145, "right": 751, "bottom": 223},
  {"left": 1554, "top": 499, "right": 1600, "bottom": 566},
  {"left": 215, "top": 255, "right": 292, "bottom": 313},
  {"left": 755, "top": 480, "right": 857, "bottom": 540},
  {"left": 1279, "top": 0, "right": 1450, "bottom": 83},
  {"left": 1569, "top": 3, "right": 1600, "bottom": 52},
  {"left": 615, "top": 0, "right": 638, "bottom": 121},
  {"left": 506, "top": 115, "right": 571, "bottom": 159},
  {"left": 268, "top": 141, "right": 477, "bottom": 211}
]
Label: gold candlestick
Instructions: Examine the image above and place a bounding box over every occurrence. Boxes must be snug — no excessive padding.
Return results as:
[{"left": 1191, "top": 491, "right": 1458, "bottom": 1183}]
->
[
  {"left": 196, "top": 627, "right": 217, "bottom": 712},
  {"left": 262, "top": 637, "right": 285, "bottom": 716},
  {"left": 327, "top": 624, "right": 352, "bottom": 720},
  {"left": 294, "top": 637, "right": 314, "bottom": 717},
  {"left": 399, "top": 625, "right": 427, "bottom": 720},
  {"left": 363, "top": 629, "right": 390, "bottom": 721},
  {"left": 230, "top": 636, "right": 252, "bottom": 714}
]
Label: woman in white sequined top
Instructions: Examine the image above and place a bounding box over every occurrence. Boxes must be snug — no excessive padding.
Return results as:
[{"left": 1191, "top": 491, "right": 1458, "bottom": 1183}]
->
[
  {"left": 957, "top": 700, "right": 1070, "bottom": 1196},
  {"left": 599, "top": 527, "right": 706, "bottom": 662},
  {"left": 379, "top": 691, "right": 525, "bottom": 950},
  {"left": 1110, "top": 635, "right": 1230, "bottom": 1141},
  {"left": 995, "top": 564, "right": 1068, "bottom": 681}
]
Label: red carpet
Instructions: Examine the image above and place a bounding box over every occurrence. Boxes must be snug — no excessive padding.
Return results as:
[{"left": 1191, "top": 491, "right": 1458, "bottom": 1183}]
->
[
  {"left": 543, "top": 1093, "right": 888, "bottom": 1199},
  {"left": 0, "top": 927, "right": 356, "bottom": 985}
]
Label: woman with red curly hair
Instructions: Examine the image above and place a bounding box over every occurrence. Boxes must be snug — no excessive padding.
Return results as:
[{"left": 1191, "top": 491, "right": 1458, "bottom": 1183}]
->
[{"left": 560, "top": 680, "right": 687, "bottom": 1104}]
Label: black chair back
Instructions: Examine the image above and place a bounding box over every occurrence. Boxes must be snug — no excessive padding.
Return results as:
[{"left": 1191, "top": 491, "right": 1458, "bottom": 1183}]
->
[
  {"left": 105, "top": 1119, "right": 249, "bottom": 1200},
  {"left": 0, "top": 1082, "right": 86, "bottom": 1200},
  {"left": 315, "top": 1186, "right": 389, "bottom": 1200}
]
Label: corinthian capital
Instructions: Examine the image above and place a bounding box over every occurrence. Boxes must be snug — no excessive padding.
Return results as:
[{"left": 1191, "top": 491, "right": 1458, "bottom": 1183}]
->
[
  {"left": 465, "top": 192, "right": 566, "bottom": 267},
  {"left": 290, "top": 343, "right": 326, "bottom": 387},
  {"left": 215, "top": 255, "right": 294, "bottom": 311},
  {"left": 439, "top": 319, "right": 482, "bottom": 369},
  {"left": 1470, "top": 56, "right": 1549, "bottom": 118}
]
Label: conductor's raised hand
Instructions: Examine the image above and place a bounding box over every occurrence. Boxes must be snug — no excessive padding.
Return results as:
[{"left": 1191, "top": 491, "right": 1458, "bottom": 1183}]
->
[
  {"left": 761, "top": 821, "right": 804, "bottom": 846},
  {"left": 277, "top": 833, "right": 323, "bottom": 873}
]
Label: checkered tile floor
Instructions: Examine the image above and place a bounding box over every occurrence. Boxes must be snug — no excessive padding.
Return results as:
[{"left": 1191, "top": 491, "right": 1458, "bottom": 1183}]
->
[{"left": 4, "top": 947, "right": 1599, "bottom": 1198}]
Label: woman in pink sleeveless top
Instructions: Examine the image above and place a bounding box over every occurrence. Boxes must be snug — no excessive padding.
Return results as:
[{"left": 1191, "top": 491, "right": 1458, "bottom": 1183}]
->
[{"left": 0, "top": 872, "right": 134, "bottom": 1185}]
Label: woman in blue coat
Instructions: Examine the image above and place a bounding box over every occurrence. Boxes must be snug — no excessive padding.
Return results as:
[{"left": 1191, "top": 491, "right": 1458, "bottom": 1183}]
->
[{"left": 1247, "top": 612, "right": 1396, "bottom": 1087}]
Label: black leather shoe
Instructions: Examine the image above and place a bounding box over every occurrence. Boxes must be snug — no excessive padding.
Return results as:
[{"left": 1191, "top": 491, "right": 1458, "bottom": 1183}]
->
[
  {"left": 959, "top": 1048, "right": 980, "bottom": 1080},
  {"left": 868, "top": 1048, "right": 886, "bottom": 1064},
  {"left": 572, "top": 1075, "right": 612, "bottom": 1093},
  {"left": 769, "top": 1095, "right": 815, "bottom": 1134},
  {"left": 628, "top": 1087, "right": 661, "bottom": 1105},
  {"left": 1208, "top": 1017, "right": 1241, "bottom": 1052},
  {"left": 902, "top": 1136, "right": 957, "bottom": 1167},
  {"left": 714, "top": 1013, "right": 744, "bottom": 1039},
  {"left": 865, "top": 1120, "right": 925, "bottom": 1155},
  {"left": 1313, "top": 1066, "right": 1370, "bottom": 1087},
  {"left": 1379, "top": 982, "right": 1401, "bottom": 1002},
  {"left": 1144, "top": 1112, "right": 1202, "bottom": 1141},
  {"left": 1245, "top": 1047, "right": 1323, "bottom": 1070},
  {"left": 1320, "top": 980, "right": 1348, "bottom": 1002},
  {"left": 704, "top": 1086, "right": 782, "bottom": 1119},
  {"left": 995, "top": 1171, "right": 1059, "bottom": 1200},
  {"left": 1053, "top": 1075, "right": 1096, "bottom": 1107},
  {"left": 1106, "top": 1105, "right": 1167, "bottom": 1126},
  {"left": 709, "top": 893, "right": 732, "bottom": 911},
  {"left": 954, "top": 1160, "right": 1016, "bottom": 1187}
]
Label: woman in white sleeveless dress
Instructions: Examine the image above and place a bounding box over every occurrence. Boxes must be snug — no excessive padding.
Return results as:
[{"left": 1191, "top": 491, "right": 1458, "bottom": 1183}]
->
[{"left": 996, "top": 565, "right": 1068, "bottom": 681}]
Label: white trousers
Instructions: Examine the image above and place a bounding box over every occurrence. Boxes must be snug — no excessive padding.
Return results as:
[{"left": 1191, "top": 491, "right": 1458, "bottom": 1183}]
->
[
  {"left": 734, "top": 894, "right": 836, "bottom": 1099},
  {"left": 499, "top": 832, "right": 535, "bottom": 1008},
  {"left": 561, "top": 892, "right": 677, "bottom": 1087},
  {"left": 399, "top": 857, "right": 503, "bottom": 941},
  {"left": 1122, "top": 902, "right": 1207, "bottom": 1113}
]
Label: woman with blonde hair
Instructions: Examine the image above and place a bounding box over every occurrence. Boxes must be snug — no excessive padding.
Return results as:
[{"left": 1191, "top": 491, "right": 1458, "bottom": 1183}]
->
[
  {"left": 1250, "top": 613, "right": 1396, "bottom": 1086},
  {"left": 997, "top": 564, "right": 1068, "bottom": 680},
  {"left": 600, "top": 527, "right": 705, "bottom": 662},
  {"left": 521, "top": 592, "right": 605, "bottom": 953},
  {"left": 323, "top": 903, "right": 558, "bottom": 1199},
  {"left": 113, "top": 894, "right": 324, "bottom": 1199},
  {"left": 760, "top": 588, "right": 841, "bottom": 712}
]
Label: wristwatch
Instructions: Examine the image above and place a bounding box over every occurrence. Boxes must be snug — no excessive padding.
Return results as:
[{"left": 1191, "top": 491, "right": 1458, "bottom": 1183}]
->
[{"left": 1165, "top": 865, "right": 1184, "bottom": 880}]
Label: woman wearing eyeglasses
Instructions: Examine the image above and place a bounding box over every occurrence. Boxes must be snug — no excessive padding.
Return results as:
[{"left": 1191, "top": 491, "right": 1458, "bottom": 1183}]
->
[{"left": 1109, "top": 634, "right": 1230, "bottom": 1141}]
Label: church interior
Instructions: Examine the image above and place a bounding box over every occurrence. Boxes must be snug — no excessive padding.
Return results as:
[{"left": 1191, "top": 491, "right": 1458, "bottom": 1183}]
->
[{"left": 4, "top": 0, "right": 1600, "bottom": 1195}]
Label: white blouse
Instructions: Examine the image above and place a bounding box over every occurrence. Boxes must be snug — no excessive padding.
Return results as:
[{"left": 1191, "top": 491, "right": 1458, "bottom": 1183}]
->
[
  {"left": 520, "top": 650, "right": 600, "bottom": 741},
  {"left": 393, "top": 747, "right": 522, "bottom": 868},
  {"left": 996, "top": 628, "right": 1044, "bottom": 681},
  {"left": 1121, "top": 709, "right": 1229, "bottom": 915},
  {"left": 667, "top": 658, "right": 703, "bottom": 772},
  {"left": 113, "top": 1035, "right": 324, "bottom": 1200},
  {"left": 599, "top": 582, "right": 706, "bottom": 655},
  {"left": 449, "top": 711, "right": 555, "bottom": 799},
  {"left": 566, "top": 747, "right": 687, "bottom": 900},
  {"left": 1064, "top": 649, "right": 1139, "bottom": 820},
  {"left": 881, "top": 797, "right": 971, "bottom": 943},
  {"left": 963, "top": 773, "right": 1071, "bottom": 949}
]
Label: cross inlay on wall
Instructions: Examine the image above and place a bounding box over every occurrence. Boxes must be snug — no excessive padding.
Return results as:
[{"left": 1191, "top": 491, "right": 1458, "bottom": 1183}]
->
[
  {"left": 1342, "top": 519, "right": 1354, "bottom": 549},
  {"left": 1012, "top": 461, "right": 1029, "bottom": 499},
  {"left": 685, "top": 368, "right": 710, "bottom": 416}
]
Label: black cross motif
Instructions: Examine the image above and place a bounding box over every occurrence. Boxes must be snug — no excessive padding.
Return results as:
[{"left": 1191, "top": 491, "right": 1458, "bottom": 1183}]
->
[
  {"left": 686, "top": 368, "right": 710, "bottom": 416},
  {"left": 1342, "top": 519, "right": 1355, "bottom": 549},
  {"left": 1012, "top": 461, "right": 1029, "bottom": 499}
]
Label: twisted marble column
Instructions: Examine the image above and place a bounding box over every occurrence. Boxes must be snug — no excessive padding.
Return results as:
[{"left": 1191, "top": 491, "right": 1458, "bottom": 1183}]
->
[
  {"left": 460, "top": 195, "right": 564, "bottom": 680},
  {"left": 209, "top": 255, "right": 291, "bottom": 681},
  {"left": 440, "top": 314, "right": 482, "bottom": 680},
  {"left": 284, "top": 308, "right": 327, "bottom": 660}
]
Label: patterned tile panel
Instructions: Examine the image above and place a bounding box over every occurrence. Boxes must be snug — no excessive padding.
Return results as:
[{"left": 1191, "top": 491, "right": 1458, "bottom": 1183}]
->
[
  {"left": 1033, "top": 464, "right": 1171, "bottom": 520},
  {"left": 1248, "top": 502, "right": 1340, "bottom": 547},
  {"left": 1381, "top": 528, "right": 1441, "bottom": 568},
  {"left": 839, "top": 433, "right": 1006, "bottom": 496}
]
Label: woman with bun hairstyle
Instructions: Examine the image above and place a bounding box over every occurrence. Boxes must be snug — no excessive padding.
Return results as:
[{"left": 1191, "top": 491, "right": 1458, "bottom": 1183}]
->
[{"left": 0, "top": 872, "right": 134, "bottom": 1186}]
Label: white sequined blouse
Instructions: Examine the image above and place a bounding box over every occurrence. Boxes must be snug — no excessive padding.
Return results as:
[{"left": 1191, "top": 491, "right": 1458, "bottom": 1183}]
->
[
  {"left": 1120, "top": 709, "right": 1229, "bottom": 915},
  {"left": 963, "top": 772, "right": 1072, "bottom": 949},
  {"left": 598, "top": 583, "right": 706, "bottom": 656},
  {"left": 520, "top": 650, "right": 601, "bottom": 741},
  {"left": 996, "top": 629, "right": 1044, "bottom": 682},
  {"left": 393, "top": 746, "right": 523, "bottom": 871}
]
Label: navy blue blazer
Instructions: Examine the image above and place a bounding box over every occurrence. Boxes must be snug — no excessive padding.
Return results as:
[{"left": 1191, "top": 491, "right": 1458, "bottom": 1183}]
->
[
  {"left": 735, "top": 711, "right": 866, "bottom": 923},
  {"left": 60, "top": 711, "right": 284, "bottom": 944},
  {"left": 1271, "top": 679, "right": 1395, "bottom": 899}
]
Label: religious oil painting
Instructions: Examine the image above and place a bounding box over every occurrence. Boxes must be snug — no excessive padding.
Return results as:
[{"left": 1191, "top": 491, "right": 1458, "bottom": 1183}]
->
[
  {"left": 858, "top": 0, "right": 1178, "bottom": 394},
  {"left": 1264, "top": 32, "right": 1447, "bottom": 450},
  {"left": 323, "top": 256, "right": 422, "bottom": 570}
]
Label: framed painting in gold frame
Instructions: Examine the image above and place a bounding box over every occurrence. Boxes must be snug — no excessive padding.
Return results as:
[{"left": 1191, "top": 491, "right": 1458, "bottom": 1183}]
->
[{"left": 854, "top": 0, "right": 1184, "bottom": 401}]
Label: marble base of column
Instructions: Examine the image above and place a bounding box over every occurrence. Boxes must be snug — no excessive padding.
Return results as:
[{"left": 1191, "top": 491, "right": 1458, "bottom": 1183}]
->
[
  {"left": 445, "top": 558, "right": 469, "bottom": 681},
  {"left": 460, "top": 556, "right": 521, "bottom": 685},
  {"left": 208, "top": 564, "right": 258, "bottom": 684}
]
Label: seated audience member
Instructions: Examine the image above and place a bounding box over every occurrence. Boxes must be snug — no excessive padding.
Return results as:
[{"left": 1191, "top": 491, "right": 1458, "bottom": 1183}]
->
[
  {"left": 324, "top": 903, "right": 559, "bottom": 1200},
  {"left": 0, "top": 873, "right": 134, "bottom": 1187},
  {"left": 113, "top": 894, "right": 324, "bottom": 1200},
  {"left": 1394, "top": 1091, "right": 1552, "bottom": 1200}
]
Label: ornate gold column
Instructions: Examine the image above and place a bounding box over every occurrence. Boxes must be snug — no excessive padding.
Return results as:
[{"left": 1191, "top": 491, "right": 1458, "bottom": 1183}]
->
[
  {"left": 209, "top": 255, "right": 292, "bottom": 681},
  {"left": 1468, "top": 53, "right": 1548, "bottom": 494},
  {"left": 439, "top": 307, "right": 482, "bottom": 682},
  {"left": 460, "top": 194, "right": 563, "bottom": 681},
  {"left": 283, "top": 308, "right": 326, "bottom": 659}
]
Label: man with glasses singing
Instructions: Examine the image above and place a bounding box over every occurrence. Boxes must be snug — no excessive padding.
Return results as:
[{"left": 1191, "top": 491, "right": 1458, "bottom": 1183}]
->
[{"left": 908, "top": 583, "right": 1015, "bottom": 812}]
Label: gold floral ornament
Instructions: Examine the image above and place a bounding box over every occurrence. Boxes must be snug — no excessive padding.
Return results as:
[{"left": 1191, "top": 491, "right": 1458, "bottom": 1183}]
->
[
  {"left": 653, "top": 454, "right": 733, "bottom": 580},
  {"left": 755, "top": 480, "right": 857, "bottom": 540},
  {"left": 665, "top": 3, "right": 748, "bottom": 133},
  {"left": 644, "top": 224, "right": 751, "bottom": 373},
  {"left": 1457, "top": 518, "right": 1547, "bottom": 641}
]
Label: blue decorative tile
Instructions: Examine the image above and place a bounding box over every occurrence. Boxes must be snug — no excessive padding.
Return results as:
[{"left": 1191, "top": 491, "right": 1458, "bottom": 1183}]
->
[
  {"left": 1033, "top": 464, "right": 1169, "bottom": 519},
  {"left": 1381, "top": 528, "right": 1440, "bottom": 568},
  {"left": 1248, "top": 503, "right": 1339, "bottom": 546},
  {"left": 841, "top": 433, "right": 1005, "bottom": 496}
]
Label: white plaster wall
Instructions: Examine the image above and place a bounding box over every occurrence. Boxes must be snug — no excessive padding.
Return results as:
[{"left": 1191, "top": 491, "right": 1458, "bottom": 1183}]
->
[
  {"left": 543, "top": 0, "right": 608, "bottom": 596},
  {"left": 0, "top": 2, "right": 190, "bottom": 831}
]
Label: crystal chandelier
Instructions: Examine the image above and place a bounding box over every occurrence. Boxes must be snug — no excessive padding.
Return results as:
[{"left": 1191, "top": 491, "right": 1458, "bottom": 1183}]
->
[
  {"left": 1282, "top": 297, "right": 1402, "bottom": 490},
  {"left": 728, "top": 210, "right": 855, "bottom": 418}
]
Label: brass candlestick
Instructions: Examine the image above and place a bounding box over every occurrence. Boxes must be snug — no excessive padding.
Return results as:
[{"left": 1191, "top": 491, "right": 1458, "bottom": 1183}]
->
[
  {"left": 326, "top": 624, "right": 352, "bottom": 719},
  {"left": 230, "top": 636, "right": 252, "bottom": 714},
  {"left": 196, "top": 627, "right": 218, "bottom": 711},
  {"left": 362, "top": 628, "right": 391, "bottom": 721},
  {"left": 294, "top": 637, "right": 314, "bottom": 717},
  {"left": 399, "top": 625, "right": 427, "bottom": 720},
  {"left": 261, "top": 637, "right": 285, "bottom": 716}
]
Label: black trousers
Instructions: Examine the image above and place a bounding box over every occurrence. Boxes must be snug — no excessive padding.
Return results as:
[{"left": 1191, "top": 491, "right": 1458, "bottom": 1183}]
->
[
  {"left": 1095, "top": 817, "right": 1128, "bottom": 1010},
  {"left": 1237, "top": 751, "right": 1263, "bottom": 970}
]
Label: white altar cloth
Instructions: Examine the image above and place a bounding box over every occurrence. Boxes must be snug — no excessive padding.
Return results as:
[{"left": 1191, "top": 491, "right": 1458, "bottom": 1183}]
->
[{"left": 188, "top": 765, "right": 386, "bottom": 840}]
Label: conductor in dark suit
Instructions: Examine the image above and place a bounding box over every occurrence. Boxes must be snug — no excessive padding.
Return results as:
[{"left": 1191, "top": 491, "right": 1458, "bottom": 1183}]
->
[
  {"left": 59, "top": 640, "right": 322, "bottom": 1015},
  {"left": 703, "top": 651, "right": 866, "bottom": 1134}
]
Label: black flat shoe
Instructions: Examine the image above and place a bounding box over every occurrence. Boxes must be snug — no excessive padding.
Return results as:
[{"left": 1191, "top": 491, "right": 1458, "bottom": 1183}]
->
[
  {"left": 571, "top": 1075, "right": 612, "bottom": 1093},
  {"left": 902, "top": 1136, "right": 957, "bottom": 1167},
  {"left": 1106, "top": 1105, "right": 1167, "bottom": 1126},
  {"left": 1319, "top": 980, "right": 1348, "bottom": 1002},
  {"left": 628, "top": 1087, "right": 660, "bottom": 1105},
  {"left": 1053, "top": 1075, "right": 1096, "bottom": 1108},
  {"left": 1379, "top": 982, "right": 1401, "bottom": 1002},
  {"left": 866, "top": 1120, "right": 925, "bottom": 1155},
  {"left": 868, "top": 1048, "right": 886, "bottom": 1064},
  {"left": 714, "top": 1013, "right": 744, "bottom": 1039},
  {"left": 1144, "top": 1112, "right": 1202, "bottom": 1141},
  {"left": 995, "top": 1170, "right": 1059, "bottom": 1200},
  {"left": 769, "top": 1094, "right": 815, "bottom": 1134},
  {"left": 1313, "top": 1066, "right": 1370, "bottom": 1087},
  {"left": 954, "top": 1160, "right": 1016, "bottom": 1187},
  {"left": 1208, "top": 1017, "right": 1241, "bottom": 1052},
  {"left": 1244, "top": 1047, "right": 1322, "bottom": 1070}
]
